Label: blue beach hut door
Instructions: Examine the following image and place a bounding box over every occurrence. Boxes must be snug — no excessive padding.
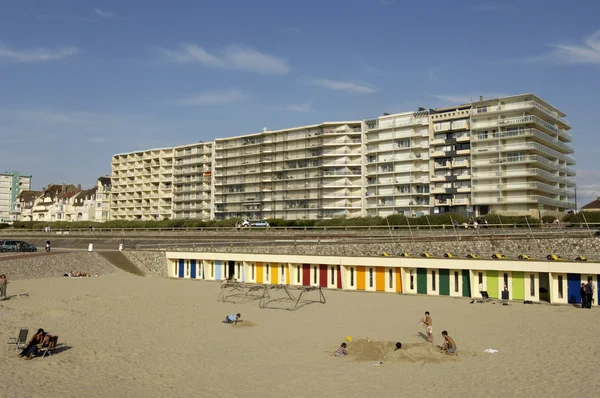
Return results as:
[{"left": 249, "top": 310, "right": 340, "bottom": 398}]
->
[
  {"left": 178, "top": 259, "right": 185, "bottom": 278},
  {"left": 190, "top": 260, "right": 197, "bottom": 279}
]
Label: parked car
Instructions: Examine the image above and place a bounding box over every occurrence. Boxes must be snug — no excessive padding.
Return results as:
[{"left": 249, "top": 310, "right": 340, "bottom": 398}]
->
[
  {"left": 241, "top": 220, "right": 251, "bottom": 227},
  {"left": 0, "top": 240, "right": 37, "bottom": 252},
  {"left": 251, "top": 220, "right": 270, "bottom": 227}
]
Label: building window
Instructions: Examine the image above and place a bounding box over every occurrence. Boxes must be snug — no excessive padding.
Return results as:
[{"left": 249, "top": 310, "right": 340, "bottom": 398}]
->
[
  {"left": 558, "top": 275, "right": 564, "bottom": 299},
  {"left": 251, "top": 264, "right": 255, "bottom": 280},
  {"left": 478, "top": 131, "right": 488, "bottom": 140},
  {"left": 350, "top": 268, "right": 354, "bottom": 286},
  {"left": 297, "top": 267, "right": 301, "bottom": 283},
  {"left": 266, "top": 264, "right": 270, "bottom": 280},
  {"left": 432, "top": 271, "right": 436, "bottom": 291},
  {"left": 237, "top": 264, "right": 241, "bottom": 278},
  {"left": 410, "top": 270, "right": 415, "bottom": 290},
  {"left": 503, "top": 273, "right": 509, "bottom": 291},
  {"left": 454, "top": 272, "right": 459, "bottom": 293},
  {"left": 388, "top": 269, "right": 393, "bottom": 289},
  {"left": 530, "top": 274, "right": 535, "bottom": 297},
  {"left": 369, "top": 268, "right": 374, "bottom": 288},
  {"left": 186, "top": 263, "right": 189, "bottom": 276},
  {"left": 476, "top": 106, "right": 487, "bottom": 114},
  {"left": 331, "top": 267, "right": 335, "bottom": 285},
  {"left": 211, "top": 263, "right": 214, "bottom": 278},
  {"left": 478, "top": 272, "right": 483, "bottom": 284},
  {"left": 313, "top": 266, "right": 317, "bottom": 284},
  {"left": 281, "top": 264, "right": 285, "bottom": 281}
]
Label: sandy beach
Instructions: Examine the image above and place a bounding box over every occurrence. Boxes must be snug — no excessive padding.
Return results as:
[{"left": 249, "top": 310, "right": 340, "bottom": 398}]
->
[{"left": 2, "top": 267, "right": 600, "bottom": 398}]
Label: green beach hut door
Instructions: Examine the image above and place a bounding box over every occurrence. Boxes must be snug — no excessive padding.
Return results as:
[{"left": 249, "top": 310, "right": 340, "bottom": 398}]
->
[{"left": 417, "top": 268, "right": 427, "bottom": 294}]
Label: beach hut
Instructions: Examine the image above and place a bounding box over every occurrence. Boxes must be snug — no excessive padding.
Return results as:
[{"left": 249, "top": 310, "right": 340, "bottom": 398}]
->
[
  {"left": 427, "top": 268, "right": 440, "bottom": 296},
  {"left": 344, "top": 265, "right": 357, "bottom": 291}
]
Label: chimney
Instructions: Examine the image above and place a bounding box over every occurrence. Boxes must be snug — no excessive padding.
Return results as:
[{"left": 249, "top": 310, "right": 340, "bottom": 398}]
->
[
  {"left": 77, "top": 184, "right": 81, "bottom": 190},
  {"left": 479, "top": 96, "right": 483, "bottom": 101}
]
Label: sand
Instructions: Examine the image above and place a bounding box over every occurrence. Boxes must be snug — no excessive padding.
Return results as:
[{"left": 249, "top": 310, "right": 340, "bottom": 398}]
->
[{"left": 2, "top": 271, "right": 600, "bottom": 398}]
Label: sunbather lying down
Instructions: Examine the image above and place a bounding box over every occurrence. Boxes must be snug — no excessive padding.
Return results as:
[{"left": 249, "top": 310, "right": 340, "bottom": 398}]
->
[{"left": 64, "top": 271, "right": 90, "bottom": 277}]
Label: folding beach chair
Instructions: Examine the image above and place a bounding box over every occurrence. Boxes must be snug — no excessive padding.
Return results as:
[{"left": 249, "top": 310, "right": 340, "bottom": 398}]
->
[
  {"left": 7, "top": 328, "right": 28, "bottom": 351},
  {"left": 480, "top": 291, "right": 491, "bottom": 303},
  {"left": 38, "top": 335, "right": 58, "bottom": 358}
]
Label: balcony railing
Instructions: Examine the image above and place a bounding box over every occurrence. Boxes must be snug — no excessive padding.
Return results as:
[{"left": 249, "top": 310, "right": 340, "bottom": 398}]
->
[
  {"left": 471, "top": 100, "right": 570, "bottom": 127},
  {"left": 473, "top": 141, "right": 575, "bottom": 164},
  {"left": 471, "top": 128, "right": 573, "bottom": 154},
  {"left": 471, "top": 115, "right": 571, "bottom": 141}
]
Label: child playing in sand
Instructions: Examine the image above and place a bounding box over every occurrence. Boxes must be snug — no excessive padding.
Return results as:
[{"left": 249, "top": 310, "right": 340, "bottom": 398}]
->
[
  {"left": 441, "top": 331, "right": 457, "bottom": 355},
  {"left": 334, "top": 343, "right": 347, "bottom": 357},
  {"left": 224, "top": 313, "right": 241, "bottom": 325},
  {"left": 418, "top": 311, "right": 433, "bottom": 343}
]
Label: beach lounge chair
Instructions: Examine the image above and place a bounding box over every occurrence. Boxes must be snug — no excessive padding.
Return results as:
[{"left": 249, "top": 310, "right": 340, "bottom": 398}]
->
[
  {"left": 7, "top": 328, "right": 28, "bottom": 351},
  {"left": 481, "top": 291, "right": 491, "bottom": 302},
  {"left": 38, "top": 335, "right": 58, "bottom": 358}
]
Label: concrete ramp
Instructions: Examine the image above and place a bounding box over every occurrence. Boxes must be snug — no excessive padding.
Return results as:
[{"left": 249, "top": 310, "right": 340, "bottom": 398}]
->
[{"left": 98, "top": 251, "right": 146, "bottom": 276}]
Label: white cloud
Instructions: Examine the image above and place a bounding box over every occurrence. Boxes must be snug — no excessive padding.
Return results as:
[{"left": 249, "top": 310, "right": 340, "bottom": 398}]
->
[
  {"left": 546, "top": 30, "right": 600, "bottom": 64},
  {"left": 307, "top": 79, "right": 378, "bottom": 94},
  {"left": 93, "top": 7, "right": 116, "bottom": 19},
  {"left": 155, "top": 44, "right": 290, "bottom": 75},
  {"left": 283, "top": 102, "right": 313, "bottom": 113},
  {"left": 0, "top": 42, "right": 79, "bottom": 63},
  {"left": 177, "top": 88, "right": 245, "bottom": 106},
  {"left": 512, "top": 30, "right": 600, "bottom": 65}
]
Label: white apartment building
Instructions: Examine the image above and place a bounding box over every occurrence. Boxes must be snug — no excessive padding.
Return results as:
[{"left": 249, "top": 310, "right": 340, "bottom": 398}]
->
[
  {"left": 94, "top": 177, "right": 112, "bottom": 222},
  {"left": 108, "top": 93, "right": 576, "bottom": 221},
  {"left": 111, "top": 148, "right": 175, "bottom": 221},
  {"left": 364, "top": 110, "right": 431, "bottom": 217},
  {"left": 429, "top": 106, "right": 472, "bottom": 214},
  {"left": 213, "top": 123, "right": 363, "bottom": 221},
  {"left": 172, "top": 142, "right": 213, "bottom": 220},
  {"left": 0, "top": 171, "right": 31, "bottom": 223},
  {"left": 111, "top": 143, "right": 213, "bottom": 221},
  {"left": 470, "top": 94, "right": 575, "bottom": 217}
]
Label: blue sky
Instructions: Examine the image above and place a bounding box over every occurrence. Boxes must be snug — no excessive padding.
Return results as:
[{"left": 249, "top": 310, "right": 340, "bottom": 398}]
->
[{"left": 0, "top": 0, "right": 599, "bottom": 206}]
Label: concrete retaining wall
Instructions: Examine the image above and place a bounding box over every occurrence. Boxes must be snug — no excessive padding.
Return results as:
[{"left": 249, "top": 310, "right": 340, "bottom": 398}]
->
[{"left": 121, "top": 250, "right": 168, "bottom": 278}]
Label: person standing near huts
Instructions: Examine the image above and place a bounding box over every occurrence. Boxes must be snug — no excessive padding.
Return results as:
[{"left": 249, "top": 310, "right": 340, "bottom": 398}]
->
[{"left": 0, "top": 274, "right": 7, "bottom": 300}]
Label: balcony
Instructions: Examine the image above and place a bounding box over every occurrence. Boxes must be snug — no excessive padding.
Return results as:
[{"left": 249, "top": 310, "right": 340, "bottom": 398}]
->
[
  {"left": 471, "top": 100, "right": 570, "bottom": 128},
  {"left": 471, "top": 128, "right": 573, "bottom": 154},
  {"left": 471, "top": 115, "right": 571, "bottom": 141},
  {"left": 473, "top": 141, "right": 575, "bottom": 164}
]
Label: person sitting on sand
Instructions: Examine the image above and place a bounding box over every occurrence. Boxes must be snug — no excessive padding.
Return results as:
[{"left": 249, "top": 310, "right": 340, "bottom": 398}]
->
[
  {"left": 224, "top": 313, "right": 241, "bottom": 325},
  {"left": 20, "top": 328, "right": 45, "bottom": 360},
  {"left": 334, "top": 343, "right": 348, "bottom": 357},
  {"left": 441, "top": 331, "right": 457, "bottom": 355},
  {"left": 395, "top": 342, "right": 403, "bottom": 351}
]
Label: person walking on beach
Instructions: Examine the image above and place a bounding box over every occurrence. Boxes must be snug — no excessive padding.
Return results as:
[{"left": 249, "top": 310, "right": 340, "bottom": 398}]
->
[
  {"left": 418, "top": 311, "right": 433, "bottom": 343},
  {"left": 580, "top": 283, "right": 587, "bottom": 309},
  {"left": 441, "top": 331, "right": 457, "bottom": 355}
]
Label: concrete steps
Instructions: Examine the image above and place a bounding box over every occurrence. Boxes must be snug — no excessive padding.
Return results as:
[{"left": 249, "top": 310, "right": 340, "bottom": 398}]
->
[{"left": 97, "top": 251, "right": 145, "bottom": 276}]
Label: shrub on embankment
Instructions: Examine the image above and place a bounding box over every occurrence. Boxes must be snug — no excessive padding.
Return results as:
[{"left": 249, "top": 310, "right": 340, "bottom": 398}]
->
[{"left": 9, "top": 213, "right": 542, "bottom": 230}]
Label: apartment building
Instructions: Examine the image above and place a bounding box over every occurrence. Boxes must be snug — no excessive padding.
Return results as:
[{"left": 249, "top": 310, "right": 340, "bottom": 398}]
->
[
  {"left": 94, "top": 177, "right": 112, "bottom": 222},
  {"left": 429, "top": 105, "right": 472, "bottom": 214},
  {"left": 111, "top": 148, "right": 175, "bottom": 221},
  {"left": 470, "top": 94, "right": 575, "bottom": 217},
  {"left": 364, "top": 110, "right": 431, "bottom": 217},
  {"left": 172, "top": 142, "right": 213, "bottom": 220},
  {"left": 108, "top": 93, "right": 576, "bottom": 221},
  {"left": 213, "top": 122, "right": 363, "bottom": 221},
  {"left": 0, "top": 171, "right": 31, "bottom": 223}
]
